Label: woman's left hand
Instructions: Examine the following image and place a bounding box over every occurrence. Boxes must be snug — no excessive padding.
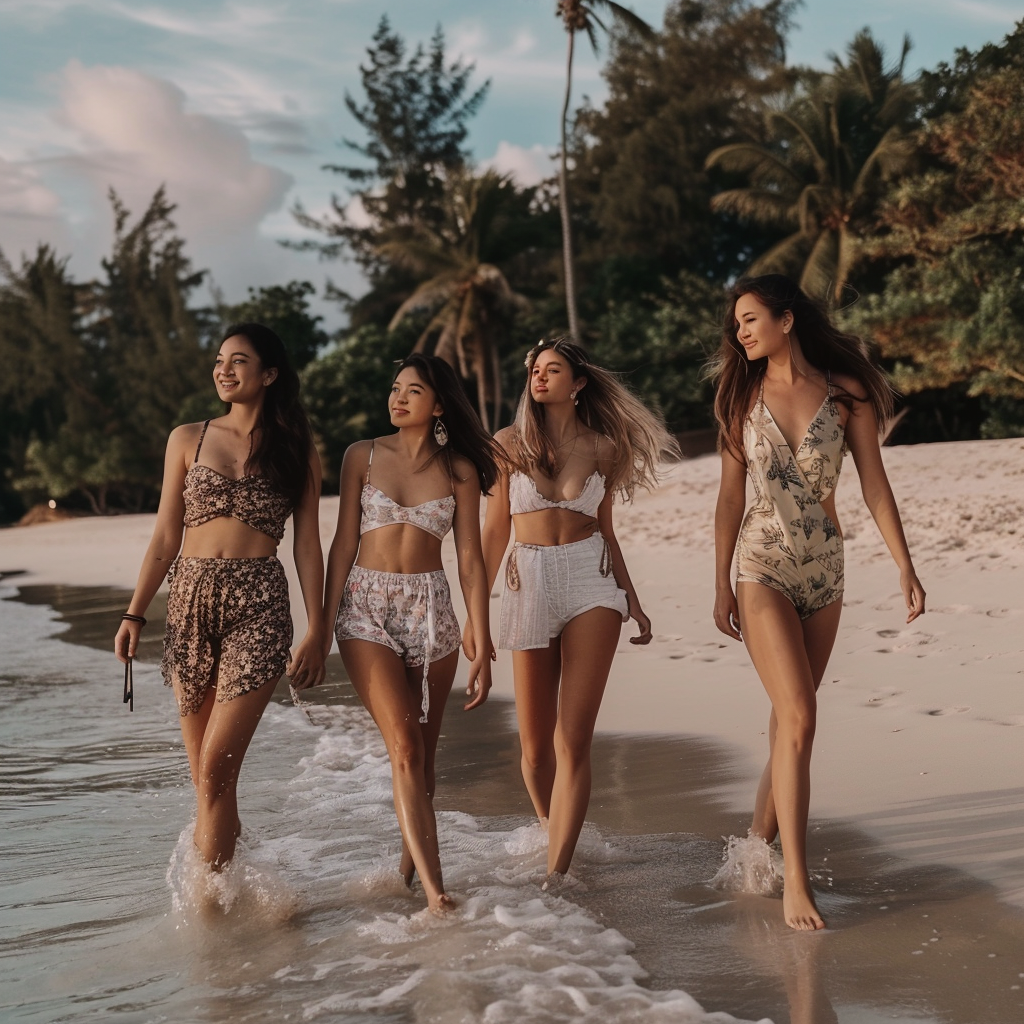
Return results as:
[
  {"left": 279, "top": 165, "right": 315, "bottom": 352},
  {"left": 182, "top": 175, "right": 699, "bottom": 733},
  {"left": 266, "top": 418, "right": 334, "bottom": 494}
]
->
[
  {"left": 901, "top": 568, "right": 926, "bottom": 623},
  {"left": 464, "top": 650, "right": 492, "bottom": 711},
  {"left": 629, "top": 603, "right": 653, "bottom": 645},
  {"left": 288, "top": 633, "right": 327, "bottom": 690}
]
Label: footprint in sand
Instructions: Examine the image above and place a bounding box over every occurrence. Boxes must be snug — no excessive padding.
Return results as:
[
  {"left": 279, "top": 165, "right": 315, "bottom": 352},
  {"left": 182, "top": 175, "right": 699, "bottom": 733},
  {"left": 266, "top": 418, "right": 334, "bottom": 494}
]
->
[
  {"left": 926, "top": 707, "right": 971, "bottom": 716},
  {"left": 877, "top": 629, "right": 900, "bottom": 638}
]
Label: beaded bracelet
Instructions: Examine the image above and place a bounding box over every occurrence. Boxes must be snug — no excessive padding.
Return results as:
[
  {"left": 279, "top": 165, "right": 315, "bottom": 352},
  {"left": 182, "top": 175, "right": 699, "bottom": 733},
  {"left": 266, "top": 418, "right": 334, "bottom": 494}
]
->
[{"left": 121, "top": 613, "right": 147, "bottom": 626}]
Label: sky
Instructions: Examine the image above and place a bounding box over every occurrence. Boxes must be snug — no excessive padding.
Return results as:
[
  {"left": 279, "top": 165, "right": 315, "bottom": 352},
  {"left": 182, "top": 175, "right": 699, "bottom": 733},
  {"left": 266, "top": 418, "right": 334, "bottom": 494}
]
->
[{"left": 0, "top": 0, "right": 1020, "bottom": 330}]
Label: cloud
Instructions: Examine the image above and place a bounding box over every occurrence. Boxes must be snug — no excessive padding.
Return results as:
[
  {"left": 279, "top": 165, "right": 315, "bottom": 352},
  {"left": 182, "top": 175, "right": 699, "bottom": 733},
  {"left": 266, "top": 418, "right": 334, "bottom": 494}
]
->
[
  {"left": 480, "top": 141, "right": 555, "bottom": 187},
  {"left": 949, "top": 0, "right": 1022, "bottom": 23},
  {"left": 55, "top": 61, "right": 291, "bottom": 239},
  {"left": 0, "top": 155, "right": 70, "bottom": 261}
]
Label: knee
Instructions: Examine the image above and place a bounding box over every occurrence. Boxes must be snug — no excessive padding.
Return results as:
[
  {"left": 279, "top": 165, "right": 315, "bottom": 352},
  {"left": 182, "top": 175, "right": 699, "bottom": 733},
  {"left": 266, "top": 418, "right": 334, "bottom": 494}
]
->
[
  {"left": 554, "top": 727, "right": 592, "bottom": 767},
  {"left": 776, "top": 703, "right": 816, "bottom": 749},
  {"left": 520, "top": 740, "right": 554, "bottom": 775},
  {"left": 196, "top": 756, "right": 237, "bottom": 802},
  {"left": 390, "top": 730, "right": 425, "bottom": 778}
]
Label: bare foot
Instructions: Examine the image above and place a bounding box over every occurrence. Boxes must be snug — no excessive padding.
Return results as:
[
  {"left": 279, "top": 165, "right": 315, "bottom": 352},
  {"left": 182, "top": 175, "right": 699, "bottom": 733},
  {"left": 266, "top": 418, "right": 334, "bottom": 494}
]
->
[
  {"left": 429, "top": 892, "right": 457, "bottom": 916},
  {"left": 538, "top": 816, "right": 549, "bottom": 833},
  {"left": 783, "top": 881, "right": 825, "bottom": 931}
]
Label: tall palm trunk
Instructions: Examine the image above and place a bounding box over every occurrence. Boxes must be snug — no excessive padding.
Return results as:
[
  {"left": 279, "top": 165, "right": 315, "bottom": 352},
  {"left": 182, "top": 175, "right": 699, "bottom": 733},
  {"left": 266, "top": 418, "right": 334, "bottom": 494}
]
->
[{"left": 559, "top": 29, "right": 580, "bottom": 340}]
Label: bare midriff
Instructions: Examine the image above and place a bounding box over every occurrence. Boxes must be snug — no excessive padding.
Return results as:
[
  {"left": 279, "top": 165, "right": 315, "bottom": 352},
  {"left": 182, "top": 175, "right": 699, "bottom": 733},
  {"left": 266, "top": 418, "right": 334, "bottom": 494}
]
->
[
  {"left": 356, "top": 525, "right": 445, "bottom": 574},
  {"left": 180, "top": 517, "right": 280, "bottom": 559},
  {"left": 512, "top": 508, "right": 599, "bottom": 547}
]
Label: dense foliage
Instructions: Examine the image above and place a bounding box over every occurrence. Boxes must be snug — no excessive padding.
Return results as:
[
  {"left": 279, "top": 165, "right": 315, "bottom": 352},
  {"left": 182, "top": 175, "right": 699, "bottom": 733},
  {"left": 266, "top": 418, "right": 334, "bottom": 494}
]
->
[{"left": 1, "top": 6, "right": 1021, "bottom": 520}]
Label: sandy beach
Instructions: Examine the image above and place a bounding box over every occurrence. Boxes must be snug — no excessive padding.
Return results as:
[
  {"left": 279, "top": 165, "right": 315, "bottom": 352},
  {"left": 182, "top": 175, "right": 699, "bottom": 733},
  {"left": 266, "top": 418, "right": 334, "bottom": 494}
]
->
[{"left": 2, "top": 437, "right": 1023, "bottom": 1022}]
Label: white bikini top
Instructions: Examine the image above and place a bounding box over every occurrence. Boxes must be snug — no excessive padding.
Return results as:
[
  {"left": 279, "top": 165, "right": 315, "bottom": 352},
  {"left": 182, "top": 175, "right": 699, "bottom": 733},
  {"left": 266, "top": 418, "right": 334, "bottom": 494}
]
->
[
  {"left": 508, "top": 470, "right": 606, "bottom": 518},
  {"left": 360, "top": 442, "right": 455, "bottom": 541}
]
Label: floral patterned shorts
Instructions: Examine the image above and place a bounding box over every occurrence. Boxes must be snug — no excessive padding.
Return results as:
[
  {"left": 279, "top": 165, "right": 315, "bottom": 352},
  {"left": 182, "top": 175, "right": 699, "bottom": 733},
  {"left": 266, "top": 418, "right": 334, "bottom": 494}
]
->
[
  {"left": 335, "top": 565, "right": 462, "bottom": 722},
  {"left": 161, "top": 556, "right": 292, "bottom": 717}
]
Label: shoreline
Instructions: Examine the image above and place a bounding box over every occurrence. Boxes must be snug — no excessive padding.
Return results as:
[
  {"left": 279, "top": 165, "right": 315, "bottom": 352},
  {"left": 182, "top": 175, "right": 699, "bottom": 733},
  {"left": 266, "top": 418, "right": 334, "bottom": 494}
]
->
[{"left": 6, "top": 579, "right": 1024, "bottom": 1023}]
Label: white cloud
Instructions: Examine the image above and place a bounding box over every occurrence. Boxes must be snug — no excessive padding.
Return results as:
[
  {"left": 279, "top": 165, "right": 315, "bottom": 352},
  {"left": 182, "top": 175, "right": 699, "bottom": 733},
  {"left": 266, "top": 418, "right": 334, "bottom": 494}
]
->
[
  {"left": 55, "top": 61, "right": 291, "bottom": 240},
  {"left": 0, "top": 155, "right": 70, "bottom": 262},
  {"left": 480, "top": 141, "right": 555, "bottom": 187}
]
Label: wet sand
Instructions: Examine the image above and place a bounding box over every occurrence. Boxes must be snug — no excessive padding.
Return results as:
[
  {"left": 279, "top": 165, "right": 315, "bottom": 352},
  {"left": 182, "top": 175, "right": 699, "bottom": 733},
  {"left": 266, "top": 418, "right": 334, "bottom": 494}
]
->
[{"left": 11, "top": 580, "right": 1024, "bottom": 1024}]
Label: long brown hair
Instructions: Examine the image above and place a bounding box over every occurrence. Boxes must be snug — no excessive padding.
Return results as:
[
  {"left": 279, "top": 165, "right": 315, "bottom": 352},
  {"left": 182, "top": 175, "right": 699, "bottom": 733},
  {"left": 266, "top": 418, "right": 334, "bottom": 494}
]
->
[
  {"left": 224, "top": 322, "right": 314, "bottom": 506},
  {"left": 708, "top": 275, "right": 894, "bottom": 457},
  {"left": 509, "top": 337, "right": 679, "bottom": 501}
]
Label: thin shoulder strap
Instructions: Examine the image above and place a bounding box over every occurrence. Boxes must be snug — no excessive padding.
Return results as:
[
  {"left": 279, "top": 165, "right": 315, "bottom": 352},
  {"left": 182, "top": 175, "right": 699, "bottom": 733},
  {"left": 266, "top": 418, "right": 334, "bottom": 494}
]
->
[
  {"left": 193, "top": 420, "right": 211, "bottom": 464},
  {"left": 365, "top": 439, "right": 374, "bottom": 484},
  {"left": 826, "top": 369, "right": 833, "bottom": 397}
]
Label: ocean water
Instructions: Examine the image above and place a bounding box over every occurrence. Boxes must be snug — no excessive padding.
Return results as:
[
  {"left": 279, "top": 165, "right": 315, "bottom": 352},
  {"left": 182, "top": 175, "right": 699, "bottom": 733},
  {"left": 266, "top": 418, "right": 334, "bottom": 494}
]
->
[
  {"left": 0, "top": 584, "right": 767, "bottom": 1024},
  {"left": 2, "top": 582, "right": 1023, "bottom": 1024}
]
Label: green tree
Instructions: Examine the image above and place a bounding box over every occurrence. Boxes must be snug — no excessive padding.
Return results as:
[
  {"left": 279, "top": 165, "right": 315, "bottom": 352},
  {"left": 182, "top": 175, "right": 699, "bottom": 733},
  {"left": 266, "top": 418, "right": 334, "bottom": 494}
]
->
[
  {"left": 555, "top": 0, "right": 652, "bottom": 339},
  {"left": 384, "top": 170, "right": 536, "bottom": 431},
  {"left": 846, "top": 40, "right": 1024, "bottom": 439},
  {"left": 589, "top": 270, "right": 723, "bottom": 433},
  {"left": 15, "top": 189, "right": 211, "bottom": 513},
  {"left": 570, "top": 0, "right": 796, "bottom": 300},
  {"left": 705, "top": 29, "right": 918, "bottom": 300},
  {"left": 221, "top": 280, "right": 328, "bottom": 369},
  {"left": 291, "top": 17, "right": 489, "bottom": 326},
  {"left": 0, "top": 245, "right": 89, "bottom": 519}
]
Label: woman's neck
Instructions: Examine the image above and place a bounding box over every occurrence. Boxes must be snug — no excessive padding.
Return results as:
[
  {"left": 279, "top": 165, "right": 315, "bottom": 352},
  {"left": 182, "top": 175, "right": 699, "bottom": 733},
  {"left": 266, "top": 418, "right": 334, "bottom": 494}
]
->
[{"left": 540, "top": 404, "right": 579, "bottom": 447}]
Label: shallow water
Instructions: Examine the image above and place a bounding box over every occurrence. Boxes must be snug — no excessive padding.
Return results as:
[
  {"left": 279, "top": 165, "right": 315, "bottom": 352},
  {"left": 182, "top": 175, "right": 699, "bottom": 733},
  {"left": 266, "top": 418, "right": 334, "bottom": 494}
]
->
[{"left": 1, "top": 583, "right": 1022, "bottom": 1024}]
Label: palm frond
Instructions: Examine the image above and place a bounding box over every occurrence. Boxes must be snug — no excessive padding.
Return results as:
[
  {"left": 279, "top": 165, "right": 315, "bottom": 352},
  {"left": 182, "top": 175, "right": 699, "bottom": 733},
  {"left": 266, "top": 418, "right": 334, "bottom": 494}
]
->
[{"left": 709, "top": 188, "right": 797, "bottom": 227}]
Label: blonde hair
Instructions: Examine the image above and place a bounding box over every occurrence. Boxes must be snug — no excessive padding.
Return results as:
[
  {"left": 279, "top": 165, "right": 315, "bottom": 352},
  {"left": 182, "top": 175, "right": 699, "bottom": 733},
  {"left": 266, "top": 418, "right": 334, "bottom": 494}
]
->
[{"left": 509, "top": 337, "right": 679, "bottom": 501}]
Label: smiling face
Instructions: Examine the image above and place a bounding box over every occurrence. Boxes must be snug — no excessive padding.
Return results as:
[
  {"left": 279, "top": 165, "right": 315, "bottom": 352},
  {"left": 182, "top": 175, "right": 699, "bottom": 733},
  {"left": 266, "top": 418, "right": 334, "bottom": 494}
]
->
[
  {"left": 390, "top": 367, "right": 442, "bottom": 428},
  {"left": 214, "top": 335, "right": 277, "bottom": 404},
  {"left": 733, "top": 293, "right": 794, "bottom": 362},
  {"left": 530, "top": 349, "right": 583, "bottom": 405}
]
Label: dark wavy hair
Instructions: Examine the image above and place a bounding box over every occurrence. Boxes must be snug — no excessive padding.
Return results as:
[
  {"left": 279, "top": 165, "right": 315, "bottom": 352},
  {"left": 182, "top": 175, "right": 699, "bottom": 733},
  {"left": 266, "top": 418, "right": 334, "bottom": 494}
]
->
[
  {"left": 394, "top": 353, "right": 501, "bottom": 495},
  {"left": 510, "top": 337, "right": 678, "bottom": 500},
  {"left": 223, "top": 322, "right": 314, "bottom": 506},
  {"left": 708, "top": 275, "right": 894, "bottom": 457}
]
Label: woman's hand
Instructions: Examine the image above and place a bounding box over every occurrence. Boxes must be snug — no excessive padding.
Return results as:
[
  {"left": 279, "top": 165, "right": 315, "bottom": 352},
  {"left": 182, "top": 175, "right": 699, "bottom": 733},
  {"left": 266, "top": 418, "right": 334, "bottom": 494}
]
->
[
  {"left": 462, "top": 619, "right": 476, "bottom": 661},
  {"left": 901, "top": 568, "right": 926, "bottom": 623},
  {"left": 628, "top": 599, "right": 653, "bottom": 645},
  {"left": 464, "top": 646, "right": 493, "bottom": 710},
  {"left": 714, "top": 586, "right": 742, "bottom": 641},
  {"left": 114, "top": 620, "right": 143, "bottom": 665},
  {"left": 288, "top": 633, "right": 326, "bottom": 690}
]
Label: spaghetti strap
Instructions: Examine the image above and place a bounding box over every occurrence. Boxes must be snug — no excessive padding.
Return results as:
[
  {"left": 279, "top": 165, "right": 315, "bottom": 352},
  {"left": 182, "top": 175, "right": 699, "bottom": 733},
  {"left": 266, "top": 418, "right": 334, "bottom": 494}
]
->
[
  {"left": 365, "top": 440, "right": 374, "bottom": 485},
  {"left": 826, "top": 369, "right": 833, "bottom": 397},
  {"left": 193, "top": 420, "right": 211, "bottom": 464}
]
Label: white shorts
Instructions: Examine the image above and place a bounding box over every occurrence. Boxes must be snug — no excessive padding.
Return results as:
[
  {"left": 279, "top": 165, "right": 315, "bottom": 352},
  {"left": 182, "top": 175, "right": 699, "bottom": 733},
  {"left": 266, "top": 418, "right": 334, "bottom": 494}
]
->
[{"left": 498, "top": 534, "right": 629, "bottom": 650}]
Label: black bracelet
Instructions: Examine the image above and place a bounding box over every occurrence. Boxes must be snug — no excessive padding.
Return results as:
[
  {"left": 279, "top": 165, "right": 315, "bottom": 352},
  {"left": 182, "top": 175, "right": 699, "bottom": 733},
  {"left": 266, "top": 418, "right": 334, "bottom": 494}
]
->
[{"left": 122, "top": 613, "right": 147, "bottom": 625}]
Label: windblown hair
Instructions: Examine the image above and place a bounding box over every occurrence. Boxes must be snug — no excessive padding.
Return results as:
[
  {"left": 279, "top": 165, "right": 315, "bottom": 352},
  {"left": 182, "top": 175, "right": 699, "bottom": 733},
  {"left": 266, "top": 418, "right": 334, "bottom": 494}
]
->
[
  {"left": 708, "top": 275, "right": 894, "bottom": 457},
  {"left": 223, "top": 322, "right": 314, "bottom": 507},
  {"left": 509, "top": 337, "right": 679, "bottom": 501},
  {"left": 394, "top": 353, "right": 501, "bottom": 495}
]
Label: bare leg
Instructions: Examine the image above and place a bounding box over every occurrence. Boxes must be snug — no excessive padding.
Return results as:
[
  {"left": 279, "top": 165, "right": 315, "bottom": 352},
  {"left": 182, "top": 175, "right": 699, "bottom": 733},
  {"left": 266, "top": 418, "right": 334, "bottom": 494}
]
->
[
  {"left": 398, "top": 651, "right": 458, "bottom": 886},
  {"left": 341, "top": 639, "right": 456, "bottom": 912},
  {"left": 512, "top": 643, "right": 562, "bottom": 824},
  {"left": 546, "top": 607, "right": 622, "bottom": 876},
  {"left": 177, "top": 677, "right": 280, "bottom": 866},
  {"left": 737, "top": 583, "right": 840, "bottom": 931},
  {"left": 752, "top": 600, "right": 842, "bottom": 845}
]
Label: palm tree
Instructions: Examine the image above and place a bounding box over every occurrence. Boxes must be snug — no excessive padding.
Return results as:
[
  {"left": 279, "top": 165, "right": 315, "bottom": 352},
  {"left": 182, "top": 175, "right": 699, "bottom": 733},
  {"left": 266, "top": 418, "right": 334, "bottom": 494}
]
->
[
  {"left": 705, "top": 31, "right": 917, "bottom": 301},
  {"left": 555, "top": 0, "right": 652, "bottom": 339},
  {"left": 385, "top": 170, "right": 530, "bottom": 431}
]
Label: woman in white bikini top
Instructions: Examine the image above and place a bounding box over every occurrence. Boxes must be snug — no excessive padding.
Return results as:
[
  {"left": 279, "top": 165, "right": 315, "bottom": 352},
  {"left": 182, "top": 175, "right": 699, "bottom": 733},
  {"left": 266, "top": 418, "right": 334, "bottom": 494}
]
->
[{"left": 482, "top": 337, "right": 678, "bottom": 882}]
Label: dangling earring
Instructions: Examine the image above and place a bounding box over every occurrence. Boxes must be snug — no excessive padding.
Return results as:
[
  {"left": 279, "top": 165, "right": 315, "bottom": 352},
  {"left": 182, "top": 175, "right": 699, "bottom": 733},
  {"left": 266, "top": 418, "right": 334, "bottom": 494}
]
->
[
  {"left": 570, "top": 389, "right": 579, "bottom": 406},
  {"left": 433, "top": 417, "right": 448, "bottom": 447}
]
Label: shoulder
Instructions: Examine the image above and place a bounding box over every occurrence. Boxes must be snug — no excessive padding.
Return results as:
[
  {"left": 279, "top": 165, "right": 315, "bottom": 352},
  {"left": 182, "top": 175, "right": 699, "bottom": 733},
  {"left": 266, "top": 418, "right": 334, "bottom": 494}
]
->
[
  {"left": 168, "top": 420, "right": 207, "bottom": 453},
  {"left": 830, "top": 371, "right": 868, "bottom": 403},
  {"left": 340, "top": 438, "right": 374, "bottom": 474},
  {"left": 493, "top": 425, "right": 517, "bottom": 450},
  {"left": 592, "top": 431, "right": 617, "bottom": 466}
]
